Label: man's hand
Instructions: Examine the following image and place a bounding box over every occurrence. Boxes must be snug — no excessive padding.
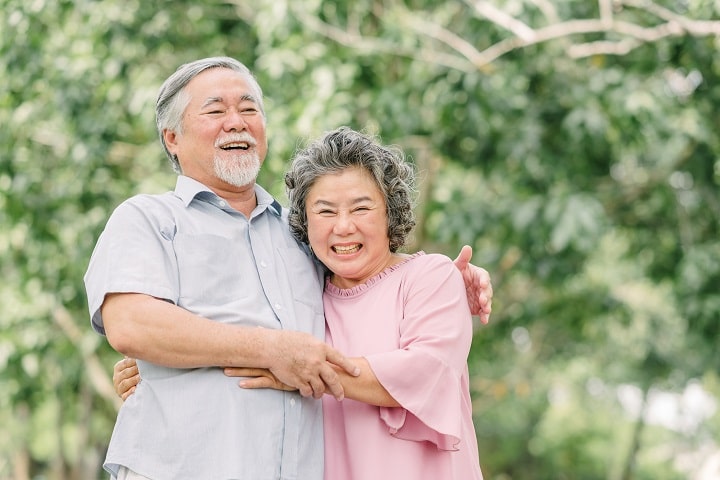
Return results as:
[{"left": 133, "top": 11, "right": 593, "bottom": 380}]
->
[
  {"left": 263, "top": 329, "right": 359, "bottom": 400},
  {"left": 113, "top": 357, "right": 140, "bottom": 401},
  {"left": 453, "top": 245, "right": 493, "bottom": 324}
]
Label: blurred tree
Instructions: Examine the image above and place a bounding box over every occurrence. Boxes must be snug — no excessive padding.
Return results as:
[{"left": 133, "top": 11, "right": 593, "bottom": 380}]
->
[{"left": 1, "top": 0, "right": 718, "bottom": 478}]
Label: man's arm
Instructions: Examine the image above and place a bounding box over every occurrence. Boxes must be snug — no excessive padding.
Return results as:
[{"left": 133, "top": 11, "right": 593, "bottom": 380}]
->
[
  {"left": 102, "top": 293, "right": 359, "bottom": 399},
  {"left": 453, "top": 245, "right": 493, "bottom": 324}
]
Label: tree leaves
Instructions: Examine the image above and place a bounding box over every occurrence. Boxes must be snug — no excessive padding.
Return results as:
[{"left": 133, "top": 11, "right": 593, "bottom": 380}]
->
[{"left": 2, "top": 0, "right": 719, "bottom": 478}]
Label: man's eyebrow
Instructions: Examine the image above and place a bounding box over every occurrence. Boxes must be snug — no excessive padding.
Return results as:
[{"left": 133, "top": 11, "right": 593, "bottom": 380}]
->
[
  {"left": 201, "top": 94, "right": 259, "bottom": 109},
  {"left": 201, "top": 97, "right": 223, "bottom": 108}
]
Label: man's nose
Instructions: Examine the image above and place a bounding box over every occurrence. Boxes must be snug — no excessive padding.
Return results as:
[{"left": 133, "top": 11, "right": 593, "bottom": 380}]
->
[{"left": 225, "top": 109, "right": 248, "bottom": 131}]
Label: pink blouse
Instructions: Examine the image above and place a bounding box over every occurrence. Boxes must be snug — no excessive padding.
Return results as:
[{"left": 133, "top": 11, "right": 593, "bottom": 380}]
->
[{"left": 322, "top": 252, "right": 483, "bottom": 480}]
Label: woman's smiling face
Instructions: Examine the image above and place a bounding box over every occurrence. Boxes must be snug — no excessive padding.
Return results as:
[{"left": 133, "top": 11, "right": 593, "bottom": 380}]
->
[{"left": 306, "top": 166, "right": 395, "bottom": 289}]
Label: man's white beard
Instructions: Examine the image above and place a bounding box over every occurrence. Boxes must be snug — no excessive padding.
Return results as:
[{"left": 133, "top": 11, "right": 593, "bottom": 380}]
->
[{"left": 214, "top": 151, "right": 261, "bottom": 187}]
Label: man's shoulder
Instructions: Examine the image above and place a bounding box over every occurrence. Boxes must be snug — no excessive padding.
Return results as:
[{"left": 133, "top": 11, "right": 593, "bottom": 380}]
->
[
  {"left": 112, "top": 191, "right": 179, "bottom": 214},
  {"left": 101, "top": 192, "right": 182, "bottom": 232},
  {"left": 117, "top": 191, "right": 176, "bottom": 206}
]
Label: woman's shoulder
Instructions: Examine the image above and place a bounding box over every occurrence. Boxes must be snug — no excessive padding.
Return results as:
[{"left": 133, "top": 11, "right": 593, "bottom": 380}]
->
[
  {"left": 402, "top": 252, "right": 460, "bottom": 282},
  {"left": 407, "top": 251, "right": 455, "bottom": 269}
]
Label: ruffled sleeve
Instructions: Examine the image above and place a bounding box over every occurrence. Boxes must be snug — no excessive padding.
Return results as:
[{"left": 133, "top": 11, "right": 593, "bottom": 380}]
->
[{"left": 363, "top": 254, "right": 473, "bottom": 450}]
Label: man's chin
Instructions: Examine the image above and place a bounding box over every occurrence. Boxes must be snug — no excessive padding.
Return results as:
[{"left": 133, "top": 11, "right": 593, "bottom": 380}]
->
[{"left": 214, "top": 158, "right": 261, "bottom": 187}]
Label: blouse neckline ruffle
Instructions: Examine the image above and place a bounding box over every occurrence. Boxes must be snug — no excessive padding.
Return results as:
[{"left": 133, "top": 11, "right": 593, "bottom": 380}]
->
[{"left": 324, "top": 251, "right": 426, "bottom": 297}]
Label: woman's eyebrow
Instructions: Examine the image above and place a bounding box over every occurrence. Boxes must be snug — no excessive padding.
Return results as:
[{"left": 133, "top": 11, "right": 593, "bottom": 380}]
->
[{"left": 311, "top": 196, "right": 374, "bottom": 207}]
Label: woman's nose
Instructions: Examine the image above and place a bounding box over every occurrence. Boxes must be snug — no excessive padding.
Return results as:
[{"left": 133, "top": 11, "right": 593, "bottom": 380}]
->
[{"left": 333, "top": 213, "right": 356, "bottom": 234}]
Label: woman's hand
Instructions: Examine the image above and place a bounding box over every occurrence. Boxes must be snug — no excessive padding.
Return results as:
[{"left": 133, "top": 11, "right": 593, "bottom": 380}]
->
[
  {"left": 113, "top": 357, "right": 140, "bottom": 401},
  {"left": 223, "top": 367, "right": 297, "bottom": 393}
]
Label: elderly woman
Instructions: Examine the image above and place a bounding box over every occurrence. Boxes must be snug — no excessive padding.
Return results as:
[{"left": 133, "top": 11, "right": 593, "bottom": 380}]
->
[
  {"left": 115, "top": 127, "right": 485, "bottom": 479},
  {"left": 245, "top": 127, "right": 483, "bottom": 479}
]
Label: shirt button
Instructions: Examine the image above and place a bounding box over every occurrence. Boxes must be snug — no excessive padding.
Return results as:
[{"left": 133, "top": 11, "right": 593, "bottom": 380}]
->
[
  {"left": 290, "top": 398, "right": 296, "bottom": 406},
  {"left": 274, "top": 304, "right": 282, "bottom": 310},
  {"left": 218, "top": 200, "right": 226, "bottom": 207},
  {"left": 260, "top": 261, "right": 267, "bottom": 268}
]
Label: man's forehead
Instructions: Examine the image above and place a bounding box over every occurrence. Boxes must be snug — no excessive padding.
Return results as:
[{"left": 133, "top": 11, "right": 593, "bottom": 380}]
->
[
  {"left": 189, "top": 68, "right": 252, "bottom": 90},
  {"left": 187, "top": 69, "right": 259, "bottom": 104}
]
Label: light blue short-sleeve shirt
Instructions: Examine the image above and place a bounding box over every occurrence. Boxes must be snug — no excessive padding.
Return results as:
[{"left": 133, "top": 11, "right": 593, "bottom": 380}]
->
[{"left": 84, "top": 176, "right": 326, "bottom": 480}]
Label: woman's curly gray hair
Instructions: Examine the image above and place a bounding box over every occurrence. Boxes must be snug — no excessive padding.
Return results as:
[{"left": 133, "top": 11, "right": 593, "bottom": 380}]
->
[{"left": 285, "top": 127, "right": 417, "bottom": 253}]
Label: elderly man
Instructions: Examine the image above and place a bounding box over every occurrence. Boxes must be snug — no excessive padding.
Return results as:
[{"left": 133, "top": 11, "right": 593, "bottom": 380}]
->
[{"left": 85, "top": 57, "right": 492, "bottom": 480}]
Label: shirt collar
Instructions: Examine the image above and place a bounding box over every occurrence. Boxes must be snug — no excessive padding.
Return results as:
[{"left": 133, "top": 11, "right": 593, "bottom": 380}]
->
[{"left": 174, "top": 175, "right": 282, "bottom": 217}]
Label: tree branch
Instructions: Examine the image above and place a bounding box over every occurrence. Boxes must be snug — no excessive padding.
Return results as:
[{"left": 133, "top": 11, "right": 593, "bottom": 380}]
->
[
  {"left": 465, "top": 0, "right": 535, "bottom": 41},
  {"left": 52, "top": 304, "right": 122, "bottom": 410},
  {"left": 290, "top": 0, "right": 720, "bottom": 71},
  {"left": 289, "top": 3, "right": 479, "bottom": 72}
]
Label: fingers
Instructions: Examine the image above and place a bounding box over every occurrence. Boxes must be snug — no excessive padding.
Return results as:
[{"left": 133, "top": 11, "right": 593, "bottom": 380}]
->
[
  {"left": 321, "top": 348, "right": 358, "bottom": 400},
  {"left": 288, "top": 371, "right": 325, "bottom": 398},
  {"left": 475, "top": 291, "right": 492, "bottom": 324},
  {"left": 326, "top": 349, "right": 360, "bottom": 377},
  {"left": 479, "top": 309, "right": 491, "bottom": 325},
  {"left": 113, "top": 358, "right": 139, "bottom": 380},
  {"left": 454, "top": 245, "right": 472, "bottom": 269},
  {"left": 116, "top": 373, "right": 140, "bottom": 400},
  {"left": 290, "top": 362, "right": 344, "bottom": 400},
  {"left": 120, "top": 386, "right": 136, "bottom": 401},
  {"left": 466, "top": 265, "right": 492, "bottom": 322},
  {"left": 238, "top": 376, "right": 279, "bottom": 389},
  {"left": 297, "top": 384, "right": 313, "bottom": 397},
  {"left": 319, "top": 364, "right": 344, "bottom": 401},
  {"left": 224, "top": 367, "right": 265, "bottom": 377},
  {"left": 476, "top": 267, "right": 491, "bottom": 289},
  {"left": 308, "top": 376, "right": 326, "bottom": 399},
  {"left": 113, "top": 357, "right": 140, "bottom": 399},
  {"left": 478, "top": 274, "right": 492, "bottom": 324},
  {"left": 266, "top": 331, "right": 355, "bottom": 399}
]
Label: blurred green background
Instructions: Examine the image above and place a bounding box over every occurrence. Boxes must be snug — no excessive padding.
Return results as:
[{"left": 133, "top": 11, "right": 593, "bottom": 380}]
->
[{"left": 1, "top": 1, "right": 719, "bottom": 479}]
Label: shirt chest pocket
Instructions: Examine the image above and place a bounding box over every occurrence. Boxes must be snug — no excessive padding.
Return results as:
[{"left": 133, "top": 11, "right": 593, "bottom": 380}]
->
[{"left": 173, "top": 233, "right": 250, "bottom": 304}]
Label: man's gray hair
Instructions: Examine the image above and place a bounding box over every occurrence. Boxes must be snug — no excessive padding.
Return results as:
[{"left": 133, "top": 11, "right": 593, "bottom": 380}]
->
[
  {"left": 285, "top": 127, "right": 417, "bottom": 253},
  {"left": 155, "top": 57, "right": 265, "bottom": 172}
]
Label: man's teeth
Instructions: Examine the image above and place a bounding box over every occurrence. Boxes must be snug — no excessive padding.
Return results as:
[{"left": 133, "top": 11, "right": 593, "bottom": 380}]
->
[
  {"left": 333, "top": 245, "right": 360, "bottom": 254},
  {"left": 221, "top": 142, "right": 249, "bottom": 150}
]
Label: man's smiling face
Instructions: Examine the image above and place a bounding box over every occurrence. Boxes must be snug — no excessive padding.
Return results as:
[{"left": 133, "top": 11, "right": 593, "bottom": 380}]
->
[{"left": 163, "top": 67, "right": 268, "bottom": 189}]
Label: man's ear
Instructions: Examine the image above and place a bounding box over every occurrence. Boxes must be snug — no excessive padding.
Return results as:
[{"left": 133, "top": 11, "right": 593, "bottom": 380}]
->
[{"left": 163, "top": 129, "right": 179, "bottom": 154}]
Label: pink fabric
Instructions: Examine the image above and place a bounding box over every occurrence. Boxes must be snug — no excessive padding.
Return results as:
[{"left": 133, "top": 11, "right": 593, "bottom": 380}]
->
[{"left": 322, "top": 252, "right": 483, "bottom": 480}]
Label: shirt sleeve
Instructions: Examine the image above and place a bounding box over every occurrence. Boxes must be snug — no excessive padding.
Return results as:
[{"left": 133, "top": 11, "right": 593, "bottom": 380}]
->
[
  {"left": 364, "top": 254, "right": 474, "bottom": 450},
  {"left": 84, "top": 196, "right": 179, "bottom": 334}
]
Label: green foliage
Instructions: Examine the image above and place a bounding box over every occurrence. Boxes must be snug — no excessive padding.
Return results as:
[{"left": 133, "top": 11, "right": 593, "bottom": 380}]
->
[{"left": 1, "top": 0, "right": 718, "bottom": 478}]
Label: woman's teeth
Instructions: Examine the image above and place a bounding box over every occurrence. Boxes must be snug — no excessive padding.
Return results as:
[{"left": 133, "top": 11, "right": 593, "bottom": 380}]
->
[{"left": 333, "top": 245, "right": 360, "bottom": 254}]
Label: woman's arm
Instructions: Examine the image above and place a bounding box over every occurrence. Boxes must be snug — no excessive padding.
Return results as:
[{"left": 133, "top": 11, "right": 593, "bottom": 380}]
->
[{"left": 224, "top": 357, "right": 400, "bottom": 407}]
